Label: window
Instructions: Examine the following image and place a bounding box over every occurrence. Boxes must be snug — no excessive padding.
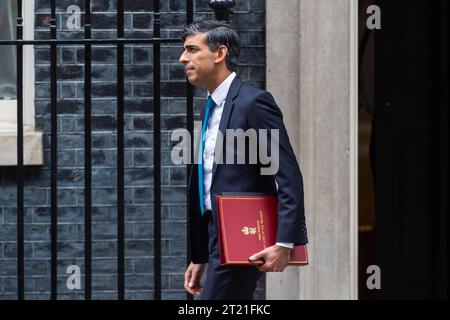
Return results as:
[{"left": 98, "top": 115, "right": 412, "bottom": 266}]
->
[
  {"left": 0, "top": 0, "right": 17, "bottom": 101},
  {"left": 0, "top": 0, "right": 43, "bottom": 166}
]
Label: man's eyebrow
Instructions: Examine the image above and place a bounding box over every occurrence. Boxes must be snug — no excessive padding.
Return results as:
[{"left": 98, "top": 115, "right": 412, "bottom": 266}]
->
[{"left": 184, "top": 44, "right": 200, "bottom": 49}]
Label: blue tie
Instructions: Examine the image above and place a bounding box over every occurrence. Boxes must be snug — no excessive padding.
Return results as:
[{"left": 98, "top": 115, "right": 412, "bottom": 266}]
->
[{"left": 198, "top": 96, "right": 216, "bottom": 216}]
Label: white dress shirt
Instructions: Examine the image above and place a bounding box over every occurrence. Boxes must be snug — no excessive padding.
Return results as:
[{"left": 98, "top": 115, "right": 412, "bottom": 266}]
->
[
  {"left": 203, "top": 72, "right": 236, "bottom": 211},
  {"left": 202, "top": 72, "right": 293, "bottom": 250}
]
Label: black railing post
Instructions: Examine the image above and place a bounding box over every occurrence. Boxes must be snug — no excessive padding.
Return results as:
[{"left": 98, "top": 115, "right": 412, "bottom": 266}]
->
[
  {"left": 153, "top": 0, "right": 162, "bottom": 301},
  {"left": 185, "top": 0, "right": 194, "bottom": 301},
  {"left": 16, "top": 0, "right": 24, "bottom": 301},
  {"left": 209, "top": 0, "right": 236, "bottom": 22},
  {"left": 50, "top": 0, "right": 58, "bottom": 300},
  {"left": 117, "top": 0, "right": 126, "bottom": 301},
  {"left": 84, "top": 0, "right": 93, "bottom": 300}
]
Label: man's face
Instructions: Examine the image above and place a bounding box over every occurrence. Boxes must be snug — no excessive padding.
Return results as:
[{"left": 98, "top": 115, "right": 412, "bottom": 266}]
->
[{"left": 179, "top": 33, "right": 217, "bottom": 88}]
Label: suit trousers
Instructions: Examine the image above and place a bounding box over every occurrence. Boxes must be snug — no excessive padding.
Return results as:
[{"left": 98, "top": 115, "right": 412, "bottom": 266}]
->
[{"left": 200, "top": 210, "right": 263, "bottom": 300}]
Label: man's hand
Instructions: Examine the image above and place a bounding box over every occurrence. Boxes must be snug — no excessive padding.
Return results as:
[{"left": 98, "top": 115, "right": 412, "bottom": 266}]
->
[
  {"left": 248, "top": 245, "right": 291, "bottom": 272},
  {"left": 184, "top": 262, "right": 207, "bottom": 296}
]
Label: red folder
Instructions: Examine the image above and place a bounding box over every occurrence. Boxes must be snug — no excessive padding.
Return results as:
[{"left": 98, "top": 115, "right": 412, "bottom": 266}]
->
[{"left": 216, "top": 194, "right": 308, "bottom": 266}]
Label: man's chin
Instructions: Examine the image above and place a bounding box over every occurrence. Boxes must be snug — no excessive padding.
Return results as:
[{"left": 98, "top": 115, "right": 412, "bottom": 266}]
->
[{"left": 187, "top": 76, "right": 199, "bottom": 86}]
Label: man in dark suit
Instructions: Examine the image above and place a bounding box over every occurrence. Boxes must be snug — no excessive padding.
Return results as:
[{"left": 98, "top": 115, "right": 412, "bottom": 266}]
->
[{"left": 180, "top": 20, "right": 308, "bottom": 300}]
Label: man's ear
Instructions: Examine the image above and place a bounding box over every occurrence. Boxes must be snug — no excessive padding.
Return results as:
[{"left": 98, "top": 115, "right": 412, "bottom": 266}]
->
[{"left": 214, "top": 45, "right": 229, "bottom": 64}]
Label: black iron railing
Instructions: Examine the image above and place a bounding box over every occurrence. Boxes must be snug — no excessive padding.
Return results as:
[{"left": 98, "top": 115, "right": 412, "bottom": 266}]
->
[{"left": 0, "top": 0, "right": 236, "bottom": 301}]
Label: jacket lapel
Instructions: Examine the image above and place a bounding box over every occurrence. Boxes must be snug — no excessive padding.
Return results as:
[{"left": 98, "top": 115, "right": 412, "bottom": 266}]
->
[
  {"left": 210, "top": 76, "right": 242, "bottom": 187},
  {"left": 188, "top": 100, "right": 205, "bottom": 191}
]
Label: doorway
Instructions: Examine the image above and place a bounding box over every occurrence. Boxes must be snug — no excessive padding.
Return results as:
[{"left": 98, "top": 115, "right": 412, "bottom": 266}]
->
[{"left": 358, "top": 0, "right": 448, "bottom": 299}]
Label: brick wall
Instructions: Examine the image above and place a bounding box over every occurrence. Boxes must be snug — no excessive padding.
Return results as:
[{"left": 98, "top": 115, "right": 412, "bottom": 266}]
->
[{"left": 0, "top": 0, "right": 265, "bottom": 300}]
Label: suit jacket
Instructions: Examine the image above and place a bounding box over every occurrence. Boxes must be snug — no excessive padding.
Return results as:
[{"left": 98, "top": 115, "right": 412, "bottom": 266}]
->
[{"left": 188, "top": 76, "right": 308, "bottom": 264}]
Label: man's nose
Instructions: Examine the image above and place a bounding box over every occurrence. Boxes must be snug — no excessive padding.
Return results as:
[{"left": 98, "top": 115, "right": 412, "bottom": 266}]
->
[{"left": 179, "top": 51, "right": 188, "bottom": 64}]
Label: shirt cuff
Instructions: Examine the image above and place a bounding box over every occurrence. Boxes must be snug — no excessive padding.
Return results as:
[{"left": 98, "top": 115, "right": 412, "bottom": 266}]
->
[{"left": 276, "top": 242, "right": 294, "bottom": 249}]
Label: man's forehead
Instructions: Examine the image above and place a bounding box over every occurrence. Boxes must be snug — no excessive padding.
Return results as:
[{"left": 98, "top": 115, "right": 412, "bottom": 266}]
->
[{"left": 184, "top": 33, "right": 207, "bottom": 46}]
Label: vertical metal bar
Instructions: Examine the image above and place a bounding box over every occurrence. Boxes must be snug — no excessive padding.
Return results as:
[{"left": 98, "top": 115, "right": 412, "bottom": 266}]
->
[
  {"left": 50, "top": 0, "right": 58, "bottom": 300},
  {"left": 153, "top": 0, "right": 162, "bottom": 301},
  {"left": 16, "top": 0, "right": 24, "bottom": 301},
  {"left": 117, "top": 0, "right": 125, "bottom": 300},
  {"left": 430, "top": 0, "right": 439, "bottom": 300},
  {"left": 442, "top": 0, "right": 450, "bottom": 300},
  {"left": 185, "top": 0, "right": 194, "bottom": 301},
  {"left": 84, "top": 0, "right": 93, "bottom": 300}
]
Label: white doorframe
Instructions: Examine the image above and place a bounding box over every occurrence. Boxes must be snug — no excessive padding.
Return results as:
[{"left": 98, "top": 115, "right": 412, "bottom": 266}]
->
[
  {"left": 266, "top": 0, "right": 359, "bottom": 299},
  {"left": 349, "top": 0, "right": 359, "bottom": 300}
]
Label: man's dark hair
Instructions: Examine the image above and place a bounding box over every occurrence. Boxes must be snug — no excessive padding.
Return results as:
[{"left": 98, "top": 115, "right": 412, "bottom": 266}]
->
[{"left": 182, "top": 20, "right": 240, "bottom": 71}]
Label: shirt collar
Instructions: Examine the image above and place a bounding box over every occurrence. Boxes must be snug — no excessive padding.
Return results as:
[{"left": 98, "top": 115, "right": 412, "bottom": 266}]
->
[{"left": 208, "top": 72, "right": 237, "bottom": 106}]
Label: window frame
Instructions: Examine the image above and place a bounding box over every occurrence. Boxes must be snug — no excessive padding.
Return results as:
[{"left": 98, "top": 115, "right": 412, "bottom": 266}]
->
[
  {"left": 0, "top": 0, "right": 42, "bottom": 166},
  {"left": 0, "top": 0, "right": 36, "bottom": 132}
]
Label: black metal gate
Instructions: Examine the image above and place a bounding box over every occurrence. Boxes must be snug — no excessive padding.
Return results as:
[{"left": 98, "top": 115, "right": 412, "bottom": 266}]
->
[{"left": 0, "top": 0, "right": 235, "bottom": 301}]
